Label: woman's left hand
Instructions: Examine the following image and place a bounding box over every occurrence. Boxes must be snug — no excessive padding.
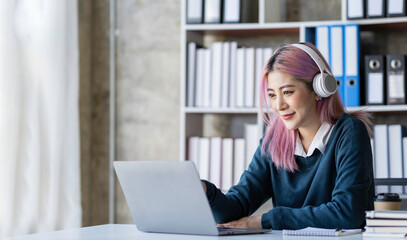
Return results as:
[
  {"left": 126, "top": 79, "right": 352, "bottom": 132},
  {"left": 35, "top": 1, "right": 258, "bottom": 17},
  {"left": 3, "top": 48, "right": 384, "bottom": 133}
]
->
[{"left": 218, "top": 216, "right": 262, "bottom": 229}]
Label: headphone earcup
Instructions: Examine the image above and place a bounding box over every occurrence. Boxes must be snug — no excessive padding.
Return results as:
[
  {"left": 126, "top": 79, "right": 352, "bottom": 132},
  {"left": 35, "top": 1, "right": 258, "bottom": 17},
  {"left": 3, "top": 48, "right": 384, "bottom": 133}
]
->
[{"left": 313, "top": 73, "right": 338, "bottom": 98}]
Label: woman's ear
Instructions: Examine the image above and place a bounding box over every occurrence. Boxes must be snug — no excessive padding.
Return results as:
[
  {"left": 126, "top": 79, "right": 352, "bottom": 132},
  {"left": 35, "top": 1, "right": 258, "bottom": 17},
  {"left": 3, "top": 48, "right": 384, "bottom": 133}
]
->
[{"left": 311, "top": 90, "right": 320, "bottom": 101}]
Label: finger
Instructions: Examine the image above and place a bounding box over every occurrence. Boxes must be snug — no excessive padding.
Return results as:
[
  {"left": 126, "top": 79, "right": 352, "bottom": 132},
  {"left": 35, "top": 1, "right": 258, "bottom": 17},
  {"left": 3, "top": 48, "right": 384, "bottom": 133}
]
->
[
  {"left": 223, "top": 223, "right": 242, "bottom": 228},
  {"left": 219, "top": 222, "right": 236, "bottom": 228}
]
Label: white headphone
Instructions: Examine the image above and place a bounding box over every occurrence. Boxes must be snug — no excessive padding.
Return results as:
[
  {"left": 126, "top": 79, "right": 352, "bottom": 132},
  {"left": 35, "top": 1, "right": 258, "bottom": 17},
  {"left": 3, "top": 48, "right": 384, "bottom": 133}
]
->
[{"left": 291, "top": 43, "right": 337, "bottom": 98}]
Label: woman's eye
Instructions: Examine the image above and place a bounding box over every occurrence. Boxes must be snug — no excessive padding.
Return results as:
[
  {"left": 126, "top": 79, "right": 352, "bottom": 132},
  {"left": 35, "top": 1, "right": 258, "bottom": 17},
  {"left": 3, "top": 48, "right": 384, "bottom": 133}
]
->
[
  {"left": 283, "top": 91, "right": 293, "bottom": 95},
  {"left": 268, "top": 93, "right": 275, "bottom": 98}
]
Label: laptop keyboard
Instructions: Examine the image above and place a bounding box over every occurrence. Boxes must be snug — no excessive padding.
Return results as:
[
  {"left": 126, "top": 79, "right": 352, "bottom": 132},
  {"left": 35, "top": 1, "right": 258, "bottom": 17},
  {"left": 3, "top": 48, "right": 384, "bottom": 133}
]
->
[{"left": 217, "top": 226, "right": 250, "bottom": 232}]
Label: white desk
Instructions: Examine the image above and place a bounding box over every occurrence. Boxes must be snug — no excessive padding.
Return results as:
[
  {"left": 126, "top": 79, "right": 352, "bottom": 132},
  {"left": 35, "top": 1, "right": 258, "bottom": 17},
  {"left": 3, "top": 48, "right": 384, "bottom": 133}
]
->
[{"left": 4, "top": 224, "right": 365, "bottom": 240}]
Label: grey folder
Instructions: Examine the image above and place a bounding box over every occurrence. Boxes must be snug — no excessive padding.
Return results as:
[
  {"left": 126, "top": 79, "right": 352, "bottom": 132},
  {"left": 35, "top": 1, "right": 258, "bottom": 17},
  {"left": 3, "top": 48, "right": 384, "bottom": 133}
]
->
[{"left": 113, "top": 160, "right": 271, "bottom": 236}]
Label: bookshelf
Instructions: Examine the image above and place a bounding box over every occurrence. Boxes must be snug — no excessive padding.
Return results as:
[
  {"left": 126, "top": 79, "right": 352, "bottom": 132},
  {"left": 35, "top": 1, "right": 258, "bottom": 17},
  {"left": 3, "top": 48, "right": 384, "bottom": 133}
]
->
[{"left": 180, "top": 0, "right": 407, "bottom": 193}]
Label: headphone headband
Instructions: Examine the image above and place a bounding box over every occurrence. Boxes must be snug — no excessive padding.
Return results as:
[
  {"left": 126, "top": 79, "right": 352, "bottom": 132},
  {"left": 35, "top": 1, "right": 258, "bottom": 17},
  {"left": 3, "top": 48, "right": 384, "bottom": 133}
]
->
[
  {"left": 291, "top": 43, "right": 337, "bottom": 98},
  {"left": 291, "top": 43, "right": 333, "bottom": 76}
]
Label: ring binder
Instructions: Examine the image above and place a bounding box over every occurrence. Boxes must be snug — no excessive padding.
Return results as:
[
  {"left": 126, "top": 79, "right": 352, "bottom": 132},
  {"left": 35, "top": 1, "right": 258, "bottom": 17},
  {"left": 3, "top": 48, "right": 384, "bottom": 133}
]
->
[
  {"left": 204, "top": 0, "right": 222, "bottom": 23},
  {"left": 344, "top": 24, "right": 361, "bottom": 107},
  {"left": 387, "top": 0, "right": 407, "bottom": 17},
  {"left": 186, "top": 0, "right": 204, "bottom": 24},
  {"left": 386, "top": 55, "right": 407, "bottom": 104},
  {"left": 365, "top": 55, "right": 386, "bottom": 105},
  {"left": 347, "top": 0, "right": 365, "bottom": 19},
  {"left": 367, "top": 0, "right": 386, "bottom": 18}
]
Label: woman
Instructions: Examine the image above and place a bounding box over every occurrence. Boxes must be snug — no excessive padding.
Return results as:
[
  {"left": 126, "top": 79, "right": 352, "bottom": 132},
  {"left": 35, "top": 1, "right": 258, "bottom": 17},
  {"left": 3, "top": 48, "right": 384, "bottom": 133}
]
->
[{"left": 201, "top": 42, "right": 375, "bottom": 230}]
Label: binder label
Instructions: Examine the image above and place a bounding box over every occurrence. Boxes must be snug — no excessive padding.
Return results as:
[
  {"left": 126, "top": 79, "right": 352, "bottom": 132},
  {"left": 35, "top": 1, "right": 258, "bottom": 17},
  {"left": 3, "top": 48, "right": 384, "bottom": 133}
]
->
[
  {"left": 389, "top": 74, "right": 405, "bottom": 98},
  {"left": 368, "top": 73, "right": 384, "bottom": 103}
]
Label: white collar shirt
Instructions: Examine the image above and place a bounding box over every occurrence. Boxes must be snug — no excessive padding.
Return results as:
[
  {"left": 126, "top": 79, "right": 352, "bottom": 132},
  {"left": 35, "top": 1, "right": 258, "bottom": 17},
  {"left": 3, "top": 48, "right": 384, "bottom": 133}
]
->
[{"left": 294, "top": 122, "right": 334, "bottom": 157}]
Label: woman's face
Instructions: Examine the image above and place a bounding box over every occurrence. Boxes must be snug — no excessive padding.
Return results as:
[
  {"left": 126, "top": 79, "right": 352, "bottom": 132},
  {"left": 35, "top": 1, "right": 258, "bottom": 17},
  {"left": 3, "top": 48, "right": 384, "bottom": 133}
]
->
[{"left": 267, "top": 71, "right": 320, "bottom": 132}]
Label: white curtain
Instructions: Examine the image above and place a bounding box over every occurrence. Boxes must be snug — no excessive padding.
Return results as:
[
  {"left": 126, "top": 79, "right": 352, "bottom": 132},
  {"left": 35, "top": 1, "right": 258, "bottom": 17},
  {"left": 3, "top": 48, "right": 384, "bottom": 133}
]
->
[{"left": 0, "top": 0, "right": 81, "bottom": 237}]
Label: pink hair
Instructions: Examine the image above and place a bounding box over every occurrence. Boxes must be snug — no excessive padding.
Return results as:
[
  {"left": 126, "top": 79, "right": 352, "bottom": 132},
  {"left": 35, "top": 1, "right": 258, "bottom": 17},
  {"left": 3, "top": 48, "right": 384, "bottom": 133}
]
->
[{"left": 259, "top": 43, "right": 372, "bottom": 172}]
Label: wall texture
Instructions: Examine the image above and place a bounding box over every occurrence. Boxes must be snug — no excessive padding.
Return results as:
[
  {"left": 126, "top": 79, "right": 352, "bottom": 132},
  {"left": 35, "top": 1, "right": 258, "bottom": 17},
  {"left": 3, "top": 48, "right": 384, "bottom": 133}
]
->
[
  {"left": 79, "top": 0, "right": 181, "bottom": 225},
  {"left": 114, "top": 0, "right": 181, "bottom": 223}
]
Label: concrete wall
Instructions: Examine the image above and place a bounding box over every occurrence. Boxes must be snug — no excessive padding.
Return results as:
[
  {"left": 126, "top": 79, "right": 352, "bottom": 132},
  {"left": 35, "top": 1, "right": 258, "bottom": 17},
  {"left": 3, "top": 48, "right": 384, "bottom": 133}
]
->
[
  {"left": 114, "top": 0, "right": 181, "bottom": 223},
  {"left": 79, "top": 0, "right": 181, "bottom": 225}
]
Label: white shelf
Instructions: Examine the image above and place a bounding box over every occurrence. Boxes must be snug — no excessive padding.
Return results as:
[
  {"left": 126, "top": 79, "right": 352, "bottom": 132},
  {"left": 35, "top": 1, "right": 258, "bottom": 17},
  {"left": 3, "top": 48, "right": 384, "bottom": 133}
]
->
[
  {"left": 184, "top": 17, "right": 407, "bottom": 32},
  {"left": 185, "top": 105, "right": 407, "bottom": 114},
  {"left": 184, "top": 22, "right": 302, "bottom": 31},
  {"left": 347, "top": 105, "right": 407, "bottom": 113},
  {"left": 345, "top": 16, "right": 407, "bottom": 26},
  {"left": 184, "top": 107, "right": 258, "bottom": 114}
]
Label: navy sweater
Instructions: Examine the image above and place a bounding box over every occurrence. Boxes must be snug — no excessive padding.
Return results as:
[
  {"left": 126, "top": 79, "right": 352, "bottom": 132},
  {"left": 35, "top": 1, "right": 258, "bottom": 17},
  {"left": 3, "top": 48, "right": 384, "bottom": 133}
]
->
[{"left": 203, "top": 113, "right": 375, "bottom": 230}]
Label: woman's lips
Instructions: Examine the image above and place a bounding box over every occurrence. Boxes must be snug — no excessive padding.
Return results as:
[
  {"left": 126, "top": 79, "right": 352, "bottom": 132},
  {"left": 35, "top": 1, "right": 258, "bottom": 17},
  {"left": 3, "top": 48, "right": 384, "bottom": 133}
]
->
[{"left": 282, "top": 113, "right": 295, "bottom": 120}]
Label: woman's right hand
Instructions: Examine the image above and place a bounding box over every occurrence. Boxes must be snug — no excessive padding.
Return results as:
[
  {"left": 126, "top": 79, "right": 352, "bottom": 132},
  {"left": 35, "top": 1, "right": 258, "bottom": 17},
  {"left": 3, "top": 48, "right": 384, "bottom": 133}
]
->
[{"left": 201, "top": 181, "right": 207, "bottom": 193}]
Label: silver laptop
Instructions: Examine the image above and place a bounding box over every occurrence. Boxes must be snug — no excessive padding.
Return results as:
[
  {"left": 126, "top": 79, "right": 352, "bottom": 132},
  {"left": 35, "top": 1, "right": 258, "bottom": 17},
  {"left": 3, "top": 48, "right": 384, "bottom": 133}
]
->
[{"left": 113, "top": 160, "right": 271, "bottom": 236}]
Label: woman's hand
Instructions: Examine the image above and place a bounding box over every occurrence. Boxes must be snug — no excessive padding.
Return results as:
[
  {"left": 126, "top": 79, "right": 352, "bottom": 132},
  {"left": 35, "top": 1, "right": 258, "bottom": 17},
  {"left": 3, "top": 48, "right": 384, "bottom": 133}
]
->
[{"left": 218, "top": 216, "right": 263, "bottom": 229}]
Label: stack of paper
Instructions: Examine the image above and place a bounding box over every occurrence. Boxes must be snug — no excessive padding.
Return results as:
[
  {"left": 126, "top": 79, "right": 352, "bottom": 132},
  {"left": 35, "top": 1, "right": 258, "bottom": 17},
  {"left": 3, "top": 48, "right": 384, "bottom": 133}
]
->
[
  {"left": 364, "top": 210, "right": 407, "bottom": 238},
  {"left": 283, "top": 227, "right": 361, "bottom": 236}
]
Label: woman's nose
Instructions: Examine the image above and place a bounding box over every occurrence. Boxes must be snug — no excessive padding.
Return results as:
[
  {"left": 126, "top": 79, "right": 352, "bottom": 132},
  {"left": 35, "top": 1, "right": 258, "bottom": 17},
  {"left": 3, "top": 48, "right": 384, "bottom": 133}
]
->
[{"left": 276, "top": 96, "right": 287, "bottom": 111}]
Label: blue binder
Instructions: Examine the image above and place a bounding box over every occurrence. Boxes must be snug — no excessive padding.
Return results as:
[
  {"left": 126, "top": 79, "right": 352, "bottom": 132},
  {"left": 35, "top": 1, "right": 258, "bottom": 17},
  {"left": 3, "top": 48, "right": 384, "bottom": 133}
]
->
[
  {"left": 344, "top": 24, "right": 360, "bottom": 107},
  {"left": 304, "top": 27, "right": 316, "bottom": 45},
  {"left": 329, "top": 25, "right": 345, "bottom": 103}
]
